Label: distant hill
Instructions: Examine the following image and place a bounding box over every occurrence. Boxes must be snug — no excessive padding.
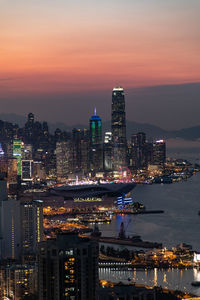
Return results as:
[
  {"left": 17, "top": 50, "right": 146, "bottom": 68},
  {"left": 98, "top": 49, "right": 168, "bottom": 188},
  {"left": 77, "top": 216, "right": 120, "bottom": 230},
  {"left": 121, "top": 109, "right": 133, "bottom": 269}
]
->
[
  {"left": 102, "top": 120, "right": 168, "bottom": 141},
  {"left": 0, "top": 113, "right": 200, "bottom": 141}
]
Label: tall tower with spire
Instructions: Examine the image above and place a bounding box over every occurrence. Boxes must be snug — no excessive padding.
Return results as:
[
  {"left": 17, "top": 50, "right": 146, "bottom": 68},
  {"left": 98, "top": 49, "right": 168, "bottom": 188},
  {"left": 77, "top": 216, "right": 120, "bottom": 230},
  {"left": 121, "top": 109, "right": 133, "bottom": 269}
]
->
[
  {"left": 89, "top": 108, "right": 103, "bottom": 173},
  {"left": 111, "top": 87, "right": 127, "bottom": 170}
]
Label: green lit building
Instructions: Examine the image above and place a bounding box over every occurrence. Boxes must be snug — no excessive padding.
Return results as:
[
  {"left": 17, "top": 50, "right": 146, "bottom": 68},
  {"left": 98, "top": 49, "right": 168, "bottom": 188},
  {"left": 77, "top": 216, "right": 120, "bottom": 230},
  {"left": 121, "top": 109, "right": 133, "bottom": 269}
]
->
[
  {"left": 13, "top": 140, "right": 23, "bottom": 176},
  {"left": 89, "top": 109, "right": 103, "bottom": 173}
]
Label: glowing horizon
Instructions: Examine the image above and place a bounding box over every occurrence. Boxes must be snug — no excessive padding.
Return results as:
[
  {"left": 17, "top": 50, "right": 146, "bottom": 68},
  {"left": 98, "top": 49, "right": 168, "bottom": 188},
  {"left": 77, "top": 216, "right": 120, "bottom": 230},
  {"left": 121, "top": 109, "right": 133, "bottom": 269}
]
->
[{"left": 0, "top": 0, "right": 200, "bottom": 97}]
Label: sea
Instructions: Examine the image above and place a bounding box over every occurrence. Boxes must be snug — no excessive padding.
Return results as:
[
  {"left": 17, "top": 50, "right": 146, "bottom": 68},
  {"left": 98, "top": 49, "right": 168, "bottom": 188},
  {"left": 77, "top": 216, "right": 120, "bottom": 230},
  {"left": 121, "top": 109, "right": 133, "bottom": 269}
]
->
[{"left": 99, "top": 143, "right": 200, "bottom": 296}]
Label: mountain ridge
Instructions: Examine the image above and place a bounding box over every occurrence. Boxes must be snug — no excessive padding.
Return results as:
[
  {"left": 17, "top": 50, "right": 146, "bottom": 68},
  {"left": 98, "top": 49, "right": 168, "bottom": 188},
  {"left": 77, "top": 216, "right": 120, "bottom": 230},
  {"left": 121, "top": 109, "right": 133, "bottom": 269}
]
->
[{"left": 0, "top": 113, "right": 199, "bottom": 141}]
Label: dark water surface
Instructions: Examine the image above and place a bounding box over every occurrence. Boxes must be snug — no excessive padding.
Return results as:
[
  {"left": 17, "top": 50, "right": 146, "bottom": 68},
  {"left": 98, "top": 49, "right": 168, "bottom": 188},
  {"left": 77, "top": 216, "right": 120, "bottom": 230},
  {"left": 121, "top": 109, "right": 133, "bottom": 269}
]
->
[
  {"left": 99, "top": 268, "right": 200, "bottom": 296},
  {"left": 99, "top": 147, "right": 200, "bottom": 294}
]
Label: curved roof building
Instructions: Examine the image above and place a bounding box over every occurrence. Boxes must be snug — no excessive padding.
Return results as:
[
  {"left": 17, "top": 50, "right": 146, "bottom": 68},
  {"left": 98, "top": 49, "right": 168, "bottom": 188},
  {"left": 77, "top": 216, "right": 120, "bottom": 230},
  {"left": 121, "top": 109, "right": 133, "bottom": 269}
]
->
[{"left": 50, "top": 183, "right": 136, "bottom": 200}]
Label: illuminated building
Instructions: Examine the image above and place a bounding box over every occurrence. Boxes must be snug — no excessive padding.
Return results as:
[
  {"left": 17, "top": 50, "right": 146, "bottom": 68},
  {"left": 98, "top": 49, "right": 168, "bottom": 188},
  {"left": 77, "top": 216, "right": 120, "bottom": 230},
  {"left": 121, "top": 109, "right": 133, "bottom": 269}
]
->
[
  {"left": 71, "top": 128, "right": 82, "bottom": 172},
  {"left": 0, "top": 157, "right": 8, "bottom": 176},
  {"left": 89, "top": 108, "right": 103, "bottom": 173},
  {"left": 7, "top": 158, "right": 18, "bottom": 183},
  {"left": 43, "top": 150, "right": 57, "bottom": 178},
  {"left": 39, "top": 122, "right": 50, "bottom": 154},
  {"left": 7, "top": 158, "right": 18, "bottom": 193},
  {"left": 130, "top": 132, "right": 147, "bottom": 169},
  {"left": 0, "top": 178, "right": 7, "bottom": 259},
  {"left": 21, "top": 160, "right": 33, "bottom": 181},
  {"left": 0, "top": 263, "right": 37, "bottom": 300},
  {"left": 38, "top": 233, "right": 99, "bottom": 300},
  {"left": 50, "top": 182, "right": 136, "bottom": 208},
  {"left": 13, "top": 139, "right": 23, "bottom": 176},
  {"left": 32, "top": 161, "right": 46, "bottom": 181},
  {"left": 0, "top": 143, "right": 4, "bottom": 157},
  {"left": 104, "top": 132, "right": 112, "bottom": 144},
  {"left": 24, "top": 112, "right": 35, "bottom": 144},
  {"left": 153, "top": 140, "right": 166, "bottom": 167},
  {"left": 20, "top": 199, "right": 44, "bottom": 259},
  {"left": 22, "top": 144, "right": 33, "bottom": 160},
  {"left": 56, "top": 141, "right": 72, "bottom": 180},
  {"left": 6, "top": 142, "right": 14, "bottom": 157},
  {"left": 33, "top": 147, "right": 44, "bottom": 161},
  {"left": 1, "top": 197, "right": 20, "bottom": 260},
  {"left": 103, "top": 132, "right": 112, "bottom": 171},
  {"left": 80, "top": 134, "right": 90, "bottom": 175},
  {"left": 116, "top": 195, "right": 133, "bottom": 208},
  {"left": 111, "top": 87, "right": 127, "bottom": 170},
  {"left": 145, "top": 141, "right": 154, "bottom": 166}
]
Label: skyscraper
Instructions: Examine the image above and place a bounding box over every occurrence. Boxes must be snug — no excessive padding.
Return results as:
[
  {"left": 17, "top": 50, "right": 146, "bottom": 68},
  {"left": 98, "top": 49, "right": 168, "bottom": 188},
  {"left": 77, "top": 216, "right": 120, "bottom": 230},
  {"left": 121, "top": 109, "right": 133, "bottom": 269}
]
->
[
  {"left": 0, "top": 178, "right": 8, "bottom": 259},
  {"left": 89, "top": 108, "right": 103, "bottom": 173},
  {"left": 71, "top": 128, "right": 82, "bottom": 172},
  {"left": 131, "top": 132, "right": 147, "bottom": 169},
  {"left": 56, "top": 141, "right": 72, "bottom": 180},
  {"left": 111, "top": 87, "right": 127, "bottom": 170},
  {"left": 13, "top": 139, "right": 23, "bottom": 176},
  {"left": 103, "top": 132, "right": 112, "bottom": 171},
  {"left": 0, "top": 263, "right": 37, "bottom": 299},
  {"left": 1, "top": 197, "right": 20, "bottom": 259},
  {"left": 153, "top": 140, "right": 166, "bottom": 167},
  {"left": 20, "top": 198, "right": 44, "bottom": 259},
  {"left": 21, "top": 160, "right": 34, "bottom": 181},
  {"left": 25, "top": 113, "right": 35, "bottom": 144},
  {"left": 80, "top": 129, "right": 90, "bottom": 175},
  {"left": 38, "top": 233, "right": 99, "bottom": 300}
]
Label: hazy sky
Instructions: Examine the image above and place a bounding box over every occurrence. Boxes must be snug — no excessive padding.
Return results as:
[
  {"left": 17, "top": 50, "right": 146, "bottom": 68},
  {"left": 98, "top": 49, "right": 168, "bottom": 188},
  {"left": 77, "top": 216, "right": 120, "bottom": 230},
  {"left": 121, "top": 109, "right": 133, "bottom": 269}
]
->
[{"left": 0, "top": 0, "right": 200, "bottom": 129}]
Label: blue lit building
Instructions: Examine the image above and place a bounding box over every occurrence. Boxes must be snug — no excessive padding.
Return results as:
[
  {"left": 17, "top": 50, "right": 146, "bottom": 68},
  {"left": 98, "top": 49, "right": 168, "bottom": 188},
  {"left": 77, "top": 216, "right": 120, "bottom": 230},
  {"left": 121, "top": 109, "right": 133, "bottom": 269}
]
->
[
  {"left": 116, "top": 194, "right": 134, "bottom": 208},
  {"left": 89, "top": 109, "right": 103, "bottom": 173}
]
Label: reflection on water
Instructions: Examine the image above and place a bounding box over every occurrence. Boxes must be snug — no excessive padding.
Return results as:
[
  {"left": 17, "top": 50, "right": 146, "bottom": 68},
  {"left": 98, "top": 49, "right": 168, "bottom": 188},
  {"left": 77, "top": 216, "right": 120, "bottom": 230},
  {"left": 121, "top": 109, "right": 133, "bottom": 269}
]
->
[
  {"left": 99, "top": 172, "right": 200, "bottom": 250},
  {"left": 99, "top": 268, "right": 200, "bottom": 296},
  {"left": 98, "top": 148, "right": 200, "bottom": 294},
  {"left": 154, "top": 268, "right": 157, "bottom": 286}
]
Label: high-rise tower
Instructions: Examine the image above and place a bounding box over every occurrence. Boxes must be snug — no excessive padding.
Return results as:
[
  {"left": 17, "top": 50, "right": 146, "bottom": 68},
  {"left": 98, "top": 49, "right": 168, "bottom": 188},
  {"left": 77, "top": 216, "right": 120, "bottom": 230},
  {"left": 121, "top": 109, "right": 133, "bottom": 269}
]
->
[
  {"left": 131, "top": 132, "right": 147, "bottom": 169},
  {"left": 13, "top": 139, "right": 23, "bottom": 176},
  {"left": 89, "top": 108, "right": 103, "bottom": 173},
  {"left": 111, "top": 87, "right": 127, "bottom": 170},
  {"left": 38, "top": 233, "right": 99, "bottom": 300},
  {"left": 153, "top": 140, "right": 166, "bottom": 167}
]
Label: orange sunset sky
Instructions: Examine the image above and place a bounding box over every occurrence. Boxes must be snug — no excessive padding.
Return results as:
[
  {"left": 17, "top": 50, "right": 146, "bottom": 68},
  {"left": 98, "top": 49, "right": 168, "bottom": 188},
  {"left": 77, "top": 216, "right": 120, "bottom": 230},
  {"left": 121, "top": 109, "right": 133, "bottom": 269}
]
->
[{"left": 0, "top": 0, "right": 200, "bottom": 128}]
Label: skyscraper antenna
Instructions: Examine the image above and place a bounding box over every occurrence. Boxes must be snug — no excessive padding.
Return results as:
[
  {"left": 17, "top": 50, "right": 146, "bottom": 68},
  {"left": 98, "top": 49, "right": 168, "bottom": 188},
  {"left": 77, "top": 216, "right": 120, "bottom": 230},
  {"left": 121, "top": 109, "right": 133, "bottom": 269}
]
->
[{"left": 94, "top": 107, "right": 96, "bottom": 115}]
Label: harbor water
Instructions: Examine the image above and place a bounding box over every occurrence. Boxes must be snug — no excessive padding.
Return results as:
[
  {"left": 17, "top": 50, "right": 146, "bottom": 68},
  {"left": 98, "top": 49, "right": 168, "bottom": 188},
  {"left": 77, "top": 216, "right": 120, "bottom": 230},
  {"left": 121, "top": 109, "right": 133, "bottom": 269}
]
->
[
  {"left": 99, "top": 267, "right": 200, "bottom": 296},
  {"left": 99, "top": 146, "right": 200, "bottom": 295}
]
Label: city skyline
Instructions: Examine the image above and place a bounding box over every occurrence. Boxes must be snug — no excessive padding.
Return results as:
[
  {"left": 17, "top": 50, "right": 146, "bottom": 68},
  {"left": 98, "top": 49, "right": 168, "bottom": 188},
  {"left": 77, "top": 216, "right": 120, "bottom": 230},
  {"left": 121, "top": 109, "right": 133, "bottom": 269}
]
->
[
  {"left": 0, "top": 0, "right": 200, "bottom": 129},
  {"left": 1, "top": 1, "right": 200, "bottom": 297}
]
